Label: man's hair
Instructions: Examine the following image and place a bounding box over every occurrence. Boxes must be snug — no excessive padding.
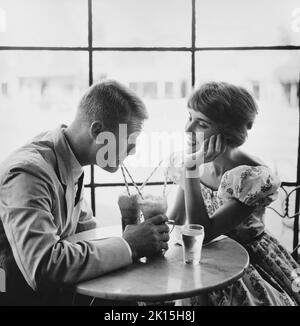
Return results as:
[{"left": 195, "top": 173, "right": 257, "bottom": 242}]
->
[
  {"left": 77, "top": 80, "right": 148, "bottom": 129},
  {"left": 188, "top": 82, "right": 258, "bottom": 147}
]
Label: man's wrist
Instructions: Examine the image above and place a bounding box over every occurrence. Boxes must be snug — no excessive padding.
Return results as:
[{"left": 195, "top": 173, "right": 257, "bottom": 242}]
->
[{"left": 120, "top": 237, "right": 134, "bottom": 262}]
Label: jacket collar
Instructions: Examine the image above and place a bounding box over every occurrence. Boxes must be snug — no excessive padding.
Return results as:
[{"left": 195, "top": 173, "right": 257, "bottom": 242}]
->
[{"left": 52, "top": 125, "right": 83, "bottom": 185}]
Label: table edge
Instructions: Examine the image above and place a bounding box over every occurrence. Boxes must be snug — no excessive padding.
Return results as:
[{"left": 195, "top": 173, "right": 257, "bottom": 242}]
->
[{"left": 76, "top": 238, "right": 250, "bottom": 302}]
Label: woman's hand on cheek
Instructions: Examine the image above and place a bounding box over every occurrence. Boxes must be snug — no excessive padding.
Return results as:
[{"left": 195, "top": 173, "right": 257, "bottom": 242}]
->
[
  {"left": 184, "top": 134, "right": 226, "bottom": 169},
  {"left": 204, "top": 134, "right": 227, "bottom": 163},
  {"left": 184, "top": 139, "right": 206, "bottom": 169}
]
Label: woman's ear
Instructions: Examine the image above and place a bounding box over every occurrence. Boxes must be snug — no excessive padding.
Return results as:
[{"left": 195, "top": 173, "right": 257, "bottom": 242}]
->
[{"left": 90, "top": 121, "right": 103, "bottom": 141}]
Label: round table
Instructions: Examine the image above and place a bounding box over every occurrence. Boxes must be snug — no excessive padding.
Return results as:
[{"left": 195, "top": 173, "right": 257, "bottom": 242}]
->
[{"left": 73, "top": 226, "right": 249, "bottom": 302}]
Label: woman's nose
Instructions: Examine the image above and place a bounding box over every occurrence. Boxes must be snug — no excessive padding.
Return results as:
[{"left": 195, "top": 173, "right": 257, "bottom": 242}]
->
[
  {"left": 128, "top": 144, "right": 136, "bottom": 156},
  {"left": 185, "top": 120, "right": 194, "bottom": 133}
]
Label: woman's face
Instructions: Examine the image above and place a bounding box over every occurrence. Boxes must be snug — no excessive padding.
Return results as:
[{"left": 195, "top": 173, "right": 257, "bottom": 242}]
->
[{"left": 185, "top": 109, "right": 219, "bottom": 151}]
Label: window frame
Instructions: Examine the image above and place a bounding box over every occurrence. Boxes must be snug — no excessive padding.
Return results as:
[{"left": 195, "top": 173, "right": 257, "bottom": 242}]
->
[{"left": 0, "top": 0, "right": 299, "bottom": 259}]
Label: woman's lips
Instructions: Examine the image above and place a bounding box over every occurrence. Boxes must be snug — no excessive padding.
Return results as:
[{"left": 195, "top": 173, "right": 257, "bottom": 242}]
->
[
  {"left": 187, "top": 138, "right": 198, "bottom": 147},
  {"left": 186, "top": 139, "right": 201, "bottom": 153}
]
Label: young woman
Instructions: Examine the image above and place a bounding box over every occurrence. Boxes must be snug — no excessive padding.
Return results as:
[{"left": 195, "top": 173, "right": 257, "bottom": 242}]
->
[{"left": 167, "top": 82, "right": 300, "bottom": 306}]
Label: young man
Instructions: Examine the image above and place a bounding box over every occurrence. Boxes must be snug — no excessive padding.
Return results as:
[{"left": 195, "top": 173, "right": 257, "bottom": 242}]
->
[{"left": 0, "top": 80, "right": 169, "bottom": 305}]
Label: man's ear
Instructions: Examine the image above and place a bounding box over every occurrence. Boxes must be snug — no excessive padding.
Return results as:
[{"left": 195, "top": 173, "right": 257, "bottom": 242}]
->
[{"left": 90, "top": 121, "right": 103, "bottom": 141}]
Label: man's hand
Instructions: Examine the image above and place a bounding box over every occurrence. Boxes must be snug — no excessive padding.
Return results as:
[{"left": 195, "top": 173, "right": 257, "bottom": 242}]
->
[{"left": 123, "top": 214, "right": 170, "bottom": 259}]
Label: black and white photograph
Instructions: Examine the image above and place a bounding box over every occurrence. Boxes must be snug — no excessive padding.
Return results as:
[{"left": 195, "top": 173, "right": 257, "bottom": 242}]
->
[{"left": 0, "top": 0, "right": 300, "bottom": 309}]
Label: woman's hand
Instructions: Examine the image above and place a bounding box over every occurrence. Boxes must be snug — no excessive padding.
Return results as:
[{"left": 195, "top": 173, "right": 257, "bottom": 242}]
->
[
  {"left": 163, "top": 134, "right": 226, "bottom": 186},
  {"left": 184, "top": 134, "right": 227, "bottom": 169}
]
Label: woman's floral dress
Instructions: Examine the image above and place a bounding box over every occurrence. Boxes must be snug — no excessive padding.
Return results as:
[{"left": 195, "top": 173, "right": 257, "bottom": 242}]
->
[{"left": 179, "top": 165, "right": 300, "bottom": 306}]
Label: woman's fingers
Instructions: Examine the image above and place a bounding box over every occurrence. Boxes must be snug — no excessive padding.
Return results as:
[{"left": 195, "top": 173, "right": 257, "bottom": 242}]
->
[
  {"left": 200, "top": 138, "right": 208, "bottom": 153},
  {"left": 221, "top": 137, "right": 227, "bottom": 154},
  {"left": 184, "top": 133, "right": 227, "bottom": 167},
  {"left": 215, "top": 134, "right": 222, "bottom": 153},
  {"left": 203, "top": 134, "right": 227, "bottom": 162},
  {"left": 206, "top": 135, "right": 216, "bottom": 158}
]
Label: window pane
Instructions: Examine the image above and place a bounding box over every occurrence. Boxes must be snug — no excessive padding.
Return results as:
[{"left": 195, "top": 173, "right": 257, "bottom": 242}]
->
[
  {"left": 83, "top": 187, "right": 91, "bottom": 209},
  {"left": 93, "top": 51, "right": 191, "bottom": 183},
  {"left": 93, "top": 0, "right": 191, "bottom": 46},
  {"left": 83, "top": 166, "right": 92, "bottom": 185},
  {"left": 0, "top": 0, "right": 88, "bottom": 46},
  {"left": 196, "top": 0, "right": 300, "bottom": 46},
  {"left": 195, "top": 51, "right": 300, "bottom": 182},
  {"left": 0, "top": 51, "right": 88, "bottom": 162}
]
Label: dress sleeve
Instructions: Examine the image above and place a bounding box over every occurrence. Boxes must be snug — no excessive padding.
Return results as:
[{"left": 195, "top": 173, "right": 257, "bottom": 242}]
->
[{"left": 217, "top": 165, "right": 281, "bottom": 207}]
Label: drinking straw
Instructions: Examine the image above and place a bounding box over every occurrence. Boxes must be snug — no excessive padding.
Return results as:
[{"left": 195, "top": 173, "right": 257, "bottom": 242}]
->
[
  {"left": 140, "top": 160, "right": 163, "bottom": 191},
  {"left": 163, "top": 168, "right": 168, "bottom": 197},
  {"left": 121, "top": 164, "right": 144, "bottom": 198},
  {"left": 120, "top": 165, "right": 131, "bottom": 196}
]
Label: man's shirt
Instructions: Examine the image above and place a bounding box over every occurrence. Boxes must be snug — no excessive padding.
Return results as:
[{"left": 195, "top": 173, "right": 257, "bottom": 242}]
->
[{"left": 0, "top": 125, "right": 132, "bottom": 301}]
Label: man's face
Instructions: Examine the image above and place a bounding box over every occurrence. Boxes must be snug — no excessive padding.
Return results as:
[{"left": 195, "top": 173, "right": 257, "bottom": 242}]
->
[
  {"left": 116, "top": 120, "right": 142, "bottom": 167},
  {"left": 95, "top": 118, "right": 143, "bottom": 173}
]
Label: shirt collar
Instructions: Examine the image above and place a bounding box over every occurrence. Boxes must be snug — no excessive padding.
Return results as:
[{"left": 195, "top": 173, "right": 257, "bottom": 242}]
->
[{"left": 52, "top": 125, "right": 83, "bottom": 185}]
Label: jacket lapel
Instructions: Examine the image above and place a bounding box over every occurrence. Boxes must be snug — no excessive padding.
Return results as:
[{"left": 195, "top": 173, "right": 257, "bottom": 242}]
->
[{"left": 52, "top": 125, "right": 78, "bottom": 229}]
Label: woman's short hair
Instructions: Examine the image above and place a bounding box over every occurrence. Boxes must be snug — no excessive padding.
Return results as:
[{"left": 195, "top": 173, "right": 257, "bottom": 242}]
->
[
  {"left": 187, "top": 82, "right": 258, "bottom": 147},
  {"left": 78, "top": 79, "right": 148, "bottom": 129}
]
